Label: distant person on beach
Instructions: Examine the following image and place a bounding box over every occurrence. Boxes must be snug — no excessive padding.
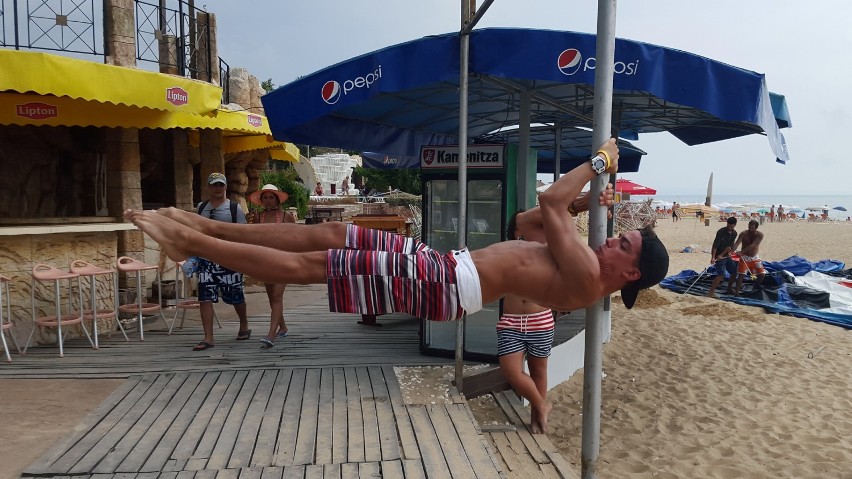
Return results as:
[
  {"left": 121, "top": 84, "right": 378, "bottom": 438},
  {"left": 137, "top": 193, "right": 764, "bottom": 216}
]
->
[
  {"left": 769, "top": 205, "right": 775, "bottom": 223},
  {"left": 672, "top": 202, "right": 680, "bottom": 222},
  {"left": 247, "top": 184, "right": 296, "bottom": 348},
  {"left": 124, "top": 139, "right": 669, "bottom": 326},
  {"left": 707, "top": 217, "right": 738, "bottom": 298},
  {"left": 732, "top": 219, "right": 765, "bottom": 295},
  {"left": 776, "top": 204, "right": 784, "bottom": 222},
  {"left": 340, "top": 176, "right": 350, "bottom": 196}
]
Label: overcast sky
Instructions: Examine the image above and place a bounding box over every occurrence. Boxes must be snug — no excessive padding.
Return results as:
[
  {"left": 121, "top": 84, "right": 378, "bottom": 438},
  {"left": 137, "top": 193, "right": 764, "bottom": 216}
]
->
[{"left": 204, "top": 0, "right": 846, "bottom": 196}]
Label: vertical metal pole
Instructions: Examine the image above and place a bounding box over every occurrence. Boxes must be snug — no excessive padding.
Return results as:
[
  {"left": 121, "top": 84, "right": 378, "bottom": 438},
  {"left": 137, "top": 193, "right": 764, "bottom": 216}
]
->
[
  {"left": 13, "top": 0, "right": 20, "bottom": 49},
  {"left": 455, "top": 0, "right": 473, "bottom": 392},
  {"left": 554, "top": 126, "right": 562, "bottom": 182},
  {"left": 582, "top": 1, "right": 617, "bottom": 478}
]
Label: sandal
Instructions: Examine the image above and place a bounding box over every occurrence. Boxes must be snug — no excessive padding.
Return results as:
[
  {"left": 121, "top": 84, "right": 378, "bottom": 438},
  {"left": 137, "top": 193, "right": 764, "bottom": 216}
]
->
[
  {"left": 193, "top": 341, "right": 214, "bottom": 351},
  {"left": 236, "top": 329, "right": 252, "bottom": 340},
  {"left": 259, "top": 338, "right": 274, "bottom": 349}
]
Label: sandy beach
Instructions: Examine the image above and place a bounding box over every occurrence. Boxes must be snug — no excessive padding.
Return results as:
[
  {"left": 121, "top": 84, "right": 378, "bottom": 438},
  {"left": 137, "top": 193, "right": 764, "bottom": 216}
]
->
[
  {"left": 546, "top": 218, "right": 852, "bottom": 478},
  {"left": 2, "top": 218, "right": 851, "bottom": 478}
]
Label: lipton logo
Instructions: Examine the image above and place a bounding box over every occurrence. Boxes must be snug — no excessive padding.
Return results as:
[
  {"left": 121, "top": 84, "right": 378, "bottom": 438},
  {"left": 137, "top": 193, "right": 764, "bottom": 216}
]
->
[
  {"left": 422, "top": 149, "right": 436, "bottom": 166},
  {"left": 247, "top": 114, "right": 263, "bottom": 127},
  {"left": 166, "top": 87, "right": 189, "bottom": 106},
  {"left": 16, "top": 102, "right": 58, "bottom": 120}
]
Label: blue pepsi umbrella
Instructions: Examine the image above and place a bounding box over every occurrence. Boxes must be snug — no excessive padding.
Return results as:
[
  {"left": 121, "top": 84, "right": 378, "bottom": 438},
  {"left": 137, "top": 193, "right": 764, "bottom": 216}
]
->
[
  {"left": 833, "top": 206, "right": 847, "bottom": 212},
  {"left": 262, "top": 28, "right": 791, "bottom": 166}
]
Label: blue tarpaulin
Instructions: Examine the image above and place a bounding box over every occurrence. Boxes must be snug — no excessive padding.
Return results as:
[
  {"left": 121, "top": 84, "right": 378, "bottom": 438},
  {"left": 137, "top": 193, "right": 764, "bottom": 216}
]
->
[{"left": 662, "top": 256, "right": 852, "bottom": 329}]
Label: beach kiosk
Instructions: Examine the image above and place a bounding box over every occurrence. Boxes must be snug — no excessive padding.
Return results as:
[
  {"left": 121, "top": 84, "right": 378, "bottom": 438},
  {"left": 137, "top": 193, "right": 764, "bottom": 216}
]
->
[{"left": 418, "top": 143, "right": 536, "bottom": 360}]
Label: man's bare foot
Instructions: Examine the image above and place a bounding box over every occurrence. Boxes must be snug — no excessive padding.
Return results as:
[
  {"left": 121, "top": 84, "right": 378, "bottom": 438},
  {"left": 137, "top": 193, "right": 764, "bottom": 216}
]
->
[
  {"left": 127, "top": 210, "right": 193, "bottom": 262},
  {"left": 158, "top": 207, "right": 210, "bottom": 232},
  {"left": 530, "top": 402, "right": 552, "bottom": 434}
]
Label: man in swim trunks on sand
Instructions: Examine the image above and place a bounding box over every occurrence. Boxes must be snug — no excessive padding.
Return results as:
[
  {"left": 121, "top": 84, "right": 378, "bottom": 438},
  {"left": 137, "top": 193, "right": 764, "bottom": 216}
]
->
[
  {"left": 732, "top": 219, "right": 766, "bottom": 295},
  {"left": 124, "top": 139, "right": 669, "bottom": 329}
]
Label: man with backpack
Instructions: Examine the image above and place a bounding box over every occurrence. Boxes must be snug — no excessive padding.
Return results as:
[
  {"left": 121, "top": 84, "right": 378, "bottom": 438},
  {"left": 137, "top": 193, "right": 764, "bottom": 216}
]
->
[{"left": 191, "top": 172, "right": 250, "bottom": 351}]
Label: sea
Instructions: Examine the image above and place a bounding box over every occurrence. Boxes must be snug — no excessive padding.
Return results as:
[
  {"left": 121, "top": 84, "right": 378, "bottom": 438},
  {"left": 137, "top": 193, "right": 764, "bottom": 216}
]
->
[{"left": 648, "top": 194, "right": 852, "bottom": 221}]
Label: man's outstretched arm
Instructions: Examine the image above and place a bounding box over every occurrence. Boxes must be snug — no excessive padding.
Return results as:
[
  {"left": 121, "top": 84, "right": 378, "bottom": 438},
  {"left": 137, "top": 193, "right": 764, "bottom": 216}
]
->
[{"left": 537, "top": 140, "right": 619, "bottom": 285}]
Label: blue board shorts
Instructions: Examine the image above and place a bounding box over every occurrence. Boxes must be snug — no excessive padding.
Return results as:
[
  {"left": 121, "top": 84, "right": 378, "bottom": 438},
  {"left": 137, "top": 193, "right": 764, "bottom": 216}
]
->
[{"left": 196, "top": 258, "right": 245, "bottom": 304}]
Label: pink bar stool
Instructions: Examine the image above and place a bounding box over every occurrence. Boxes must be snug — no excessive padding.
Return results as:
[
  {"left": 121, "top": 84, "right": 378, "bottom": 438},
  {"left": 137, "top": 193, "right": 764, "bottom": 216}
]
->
[
  {"left": 0, "top": 274, "right": 22, "bottom": 362},
  {"left": 24, "top": 264, "right": 95, "bottom": 357},
  {"left": 116, "top": 257, "right": 168, "bottom": 341},
  {"left": 167, "top": 260, "right": 221, "bottom": 334},
  {"left": 70, "top": 260, "right": 129, "bottom": 348}
]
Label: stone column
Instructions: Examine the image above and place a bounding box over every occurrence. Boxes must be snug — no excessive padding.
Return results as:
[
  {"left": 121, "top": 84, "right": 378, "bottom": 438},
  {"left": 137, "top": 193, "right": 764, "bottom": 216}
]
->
[
  {"left": 104, "top": 0, "right": 136, "bottom": 67},
  {"left": 195, "top": 12, "right": 219, "bottom": 84},
  {"left": 105, "top": 127, "right": 144, "bottom": 265},
  {"left": 158, "top": 34, "right": 179, "bottom": 75},
  {"left": 199, "top": 129, "right": 224, "bottom": 202},
  {"left": 173, "top": 130, "right": 194, "bottom": 211}
]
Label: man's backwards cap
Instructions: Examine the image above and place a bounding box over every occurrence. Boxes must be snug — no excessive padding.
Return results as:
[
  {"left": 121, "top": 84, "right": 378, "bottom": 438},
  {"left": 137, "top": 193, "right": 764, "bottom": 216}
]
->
[{"left": 620, "top": 227, "right": 670, "bottom": 309}]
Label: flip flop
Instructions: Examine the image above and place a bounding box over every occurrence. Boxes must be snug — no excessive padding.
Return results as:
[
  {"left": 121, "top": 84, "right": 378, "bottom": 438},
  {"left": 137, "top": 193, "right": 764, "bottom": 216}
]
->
[
  {"left": 236, "top": 329, "right": 252, "bottom": 340},
  {"left": 259, "top": 338, "right": 274, "bottom": 349},
  {"left": 193, "top": 341, "right": 214, "bottom": 351}
]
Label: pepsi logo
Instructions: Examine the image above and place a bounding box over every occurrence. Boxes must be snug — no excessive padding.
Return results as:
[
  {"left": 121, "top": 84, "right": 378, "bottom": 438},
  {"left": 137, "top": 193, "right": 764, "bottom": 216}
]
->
[
  {"left": 557, "top": 49, "right": 582, "bottom": 76},
  {"left": 422, "top": 149, "right": 436, "bottom": 166},
  {"left": 321, "top": 81, "right": 342, "bottom": 105}
]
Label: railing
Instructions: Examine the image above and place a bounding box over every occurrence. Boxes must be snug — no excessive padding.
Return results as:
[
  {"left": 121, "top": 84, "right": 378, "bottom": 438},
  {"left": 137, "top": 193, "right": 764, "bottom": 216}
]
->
[
  {"left": 0, "top": 0, "right": 102, "bottom": 55},
  {"left": 135, "top": 0, "right": 212, "bottom": 79},
  {"left": 0, "top": 0, "right": 230, "bottom": 89},
  {"left": 219, "top": 56, "right": 230, "bottom": 104}
]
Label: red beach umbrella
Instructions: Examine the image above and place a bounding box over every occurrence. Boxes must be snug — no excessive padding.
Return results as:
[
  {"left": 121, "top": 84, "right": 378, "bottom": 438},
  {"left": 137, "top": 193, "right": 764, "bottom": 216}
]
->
[{"left": 615, "top": 178, "right": 657, "bottom": 196}]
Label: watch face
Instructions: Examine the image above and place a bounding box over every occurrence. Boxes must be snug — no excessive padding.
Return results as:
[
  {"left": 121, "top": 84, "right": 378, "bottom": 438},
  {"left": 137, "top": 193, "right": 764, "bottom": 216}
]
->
[{"left": 591, "top": 156, "right": 606, "bottom": 174}]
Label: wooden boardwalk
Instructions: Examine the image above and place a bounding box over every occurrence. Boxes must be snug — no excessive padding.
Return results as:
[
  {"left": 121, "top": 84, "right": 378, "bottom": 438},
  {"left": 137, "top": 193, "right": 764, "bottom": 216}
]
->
[{"left": 9, "top": 286, "right": 580, "bottom": 478}]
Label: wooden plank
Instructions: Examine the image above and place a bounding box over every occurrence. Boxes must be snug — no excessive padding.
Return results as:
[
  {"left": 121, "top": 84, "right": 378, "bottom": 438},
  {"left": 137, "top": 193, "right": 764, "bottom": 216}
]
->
[
  {"left": 344, "top": 367, "right": 364, "bottom": 463},
  {"left": 175, "top": 469, "right": 197, "bottom": 479},
  {"left": 71, "top": 373, "right": 176, "bottom": 474},
  {"left": 425, "top": 405, "right": 476, "bottom": 479},
  {"left": 381, "top": 366, "right": 419, "bottom": 461},
  {"left": 339, "top": 463, "right": 358, "bottom": 479},
  {"left": 487, "top": 433, "right": 521, "bottom": 473},
  {"left": 94, "top": 372, "right": 192, "bottom": 473},
  {"left": 367, "top": 366, "right": 400, "bottom": 461},
  {"left": 504, "top": 430, "right": 545, "bottom": 471},
  {"left": 171, "top": 371, "right": 236, "bottom": 462},
  {"left": 236, "top": 466, "right": 262, "bottom": 479},
  {"left": 24, "top": 375, "right": 144, "bottom": 475},
  {"left": 321, "top": 462, "right": 341, "bottom": 479},
  {"left": 183, "top": 370, "right": 249, "bottom": 470},
  {"left": 215, "top": 469, "right": 238, "bottom": 479},
  {"left": 380, "top": 460, "right": 404, "bottom": 478},
  {"left": 273, "top": 368, "right": 307, "bottom": 466},
  {"left": 330, "top": 368, "right": 348, "bottom": 465},
  {"left": 258, "top": 466, "right": 284, "bottom": 479},
  {"left": 304, "top": 464, "right": 324, "bottom": 479},
  {"left": 406, "top": 406, "right": 451, "bottom": 479},
  {"left": 293, "top": 369, "right": 321, "bottom": 465},
  {"left": 141, "top": 372, "right": 219, "bottom": 472},
  {"left": 119, "top": 372, "right": 204, "bottom": 472},
  {"left": 252, "top": 369, "right": 293, "bottom": 467},
  {"left": 401, "top": 459, "right": 427, "bottom": 479},
  {"left": 494, "top": 391, "right": 562, "bottom": 457},
  {"left": 207, "top": 369, "right": 265, "bottom": 470},
  {"left": 356, "top": 367, "right": 381, "bottom": 463},
  {"left": 193, "top": 469, "right": 217, "bottom": 479},
  {"left": 358, "top": 462, "right": 381, "bottom": 478},
  {"left": 539, "top": 462, "right": 561, "bottom": 479},
  {"left": 544, "top": 450, "right": 580, "bottom": 479},
  {"left": 229, "top": 369, "right": 278, "bottom": 469},
  {"left": 313, "top": 368, "right": 334, "bottom": 465},
  {"left": 282, "top": 464, "right": 306, "bottom": 479},
  {"left": 445, "top": 405, "right": 501, "bottom": 479}
]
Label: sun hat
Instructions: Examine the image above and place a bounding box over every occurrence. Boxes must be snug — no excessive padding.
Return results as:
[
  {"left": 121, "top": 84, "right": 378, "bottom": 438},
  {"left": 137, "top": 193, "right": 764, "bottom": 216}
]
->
[
  {"left": 208, "top": 172, "right": 227, "bottom": 185},
  {"left": 620, "top": 227, "right": 670, "bottom": 309},
  {"left": 248, "top": 184, "right": 289, "bottom": 206}
]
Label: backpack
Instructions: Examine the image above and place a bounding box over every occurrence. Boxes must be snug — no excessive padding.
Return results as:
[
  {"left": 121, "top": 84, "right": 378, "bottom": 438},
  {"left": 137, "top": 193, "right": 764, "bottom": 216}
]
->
[{"left": 197, "top": 200, "right": 239, "bottom": 223}]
